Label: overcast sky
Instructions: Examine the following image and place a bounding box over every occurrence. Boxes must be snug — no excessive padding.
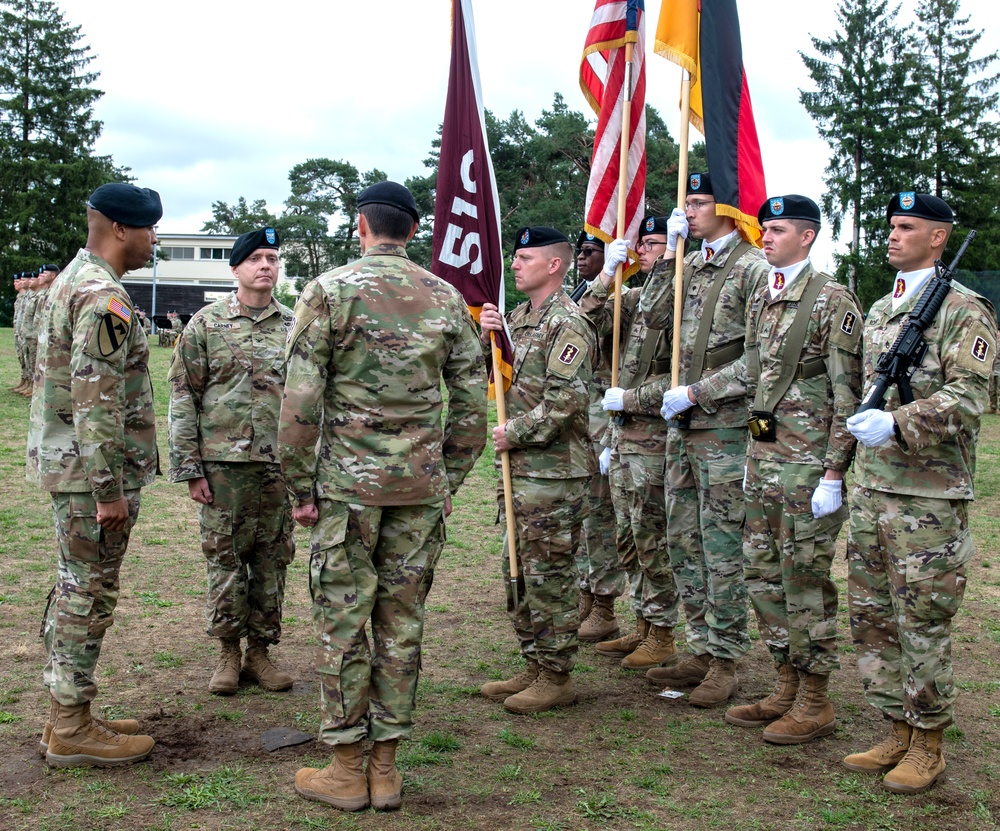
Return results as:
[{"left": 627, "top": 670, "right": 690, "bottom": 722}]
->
[{"left": 56, "top": 0, "right": 995, "bottom": 272}]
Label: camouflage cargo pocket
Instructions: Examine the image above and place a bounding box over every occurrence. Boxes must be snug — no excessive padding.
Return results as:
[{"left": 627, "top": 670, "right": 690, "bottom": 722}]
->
[
  {"left": 904, "top": 528, "right": 973, "bottom": 622},
  {"left": 309, "top": 502, "right": 353, "bottom": 608}
]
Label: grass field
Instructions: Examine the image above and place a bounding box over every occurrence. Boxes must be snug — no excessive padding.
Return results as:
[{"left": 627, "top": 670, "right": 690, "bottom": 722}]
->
[{"left": 1, "top": 328, "right": 999, "bottom": 831}]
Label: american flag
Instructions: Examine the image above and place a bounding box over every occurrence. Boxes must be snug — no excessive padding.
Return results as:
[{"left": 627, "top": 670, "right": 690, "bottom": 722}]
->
[
  {"left": 580, "top": 0, "right": 645, "bottom": 276},
  {"left": 107, "top": 296, "right": 132, "bottom": 323}
]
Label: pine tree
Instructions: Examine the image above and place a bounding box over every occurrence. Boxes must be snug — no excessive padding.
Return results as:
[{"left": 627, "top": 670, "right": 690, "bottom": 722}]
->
[
  {"left": 913, "top": 0, "right": 1000, "bottom": 273},
  {"left": 799, "top": 0, "right": 922, "bottom": 308},
  {"left": 0, "top": 0, "right": 125, "bottom": 324}
]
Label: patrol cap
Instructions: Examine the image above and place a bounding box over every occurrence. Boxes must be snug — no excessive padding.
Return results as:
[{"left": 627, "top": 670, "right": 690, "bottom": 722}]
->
[
  {"left": 229, "top": 227, "right": 280, "bottom": 267},
  {"left": 576, "top": 231, "right": 605, "bottom": 250},
  {"left": 39, "top": 264, "right": 60, "bottom": 274},
  {"left": 886, "top": 192, "right": 954, "bottom": 224},
  {"left": 758, "top": 195, "right": 821, "bottom": 225},
  {"left": 687, "top": 172, "right": 713, "bottom": 195},
  {"left": 87, "top": 183, "right": 163, "bottom": 227},
  {"left": 637, "top": 215, "right": 668, "bottom": 240},
  {"left": 513, "top": 226, "right": 570, "bottom": 253},
  {"left": 357, "top": 181, "right": 419, "bottom": 222}
]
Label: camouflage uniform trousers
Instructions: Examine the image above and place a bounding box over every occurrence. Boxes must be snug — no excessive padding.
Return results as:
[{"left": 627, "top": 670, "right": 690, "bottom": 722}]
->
[
  {"left": 500, "top": 476, "right": 586, "bottom": 674},
  {"left": 200, "top": 461, "right": 294, "bottom": 644},
  {"left": 42, "top": 489, "right": 142, "bottom": 705},
  {"left": 608, "top": 451, "right": 643, "bottom": 616},
  {"left": 24, "top": 330, "right": 39, "bottom": 384},
  {"left": 744, "top": 458, "right": 845, "bottom": 675},
  {"left": 990, "top": 361, "right": 1000, "bottom": 412},
  {"left": 576, "top": 442, "right": 627, "bottom": 598},
  {"left": 665, "top": 427, "right": 751, "bottom": 659},
  {"left": 616, "top": 451, "right": 680, "bottom": 629},
  {"left": 311, "top": 499, "right": 445, "bottom": 745},
  {"left": 847, "top": 487, "right": 973, "bottom": 730}
]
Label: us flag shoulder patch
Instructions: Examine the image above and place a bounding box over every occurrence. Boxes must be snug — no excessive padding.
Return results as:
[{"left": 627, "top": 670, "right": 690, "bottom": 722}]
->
[
  {"left": 972, "top": 336, "right": 990, "bottom": 363},
  {"left": 841, "top": 311, "right": 857, "bottom": 335},
  {"left": 107, "top": 296, "right": 132, "bottom": 323},
  {"left": 558, "top": 343, "right": 580, "bottom": 365}
]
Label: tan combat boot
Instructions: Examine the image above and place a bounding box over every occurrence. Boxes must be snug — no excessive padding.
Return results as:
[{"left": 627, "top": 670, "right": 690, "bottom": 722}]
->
[
  {"left": 209, "top": 638, "right": 242, "bottom": 695},
  {"left": 367, "top": 739, "right": 403, "bottom": 811},
  {"left": 295, "top": 741, "right": 369, "bottom": 811},
  {"left": 621, "top": 624, "right": 677, "bottom": 670},
  {"left": 39, "top": 698, "right": 140, "bottom": 756},
  {"left": 503, "top": 668, "right": 576, "bottom": 714},
  {"left": 725, "top": 662, "right": 799, "bottom": 727},
  {"left": 762, "top": 671, "right": 836, "bottom": 744},
  {"left": 688, "top": 657, "right": 738, "bottom": 708},
  {"left": 243, "top": 639, "right": 293, "bottom": 691},
  {"left": 578, "top": 589, "right": 594, "bottom": 625},
  {"left": 45, "top": 698, "right": 155, "bottom": 768},
  {"left": 882, "top": 727, "right": 946, "bottom": 794},
  {"left": 843, "top": 720, "right": 911, "bottom": 773},
  {"left": 595, "top": 616, "right": 648, "bottom": 658},
  {"left": 480, "top": 660, "right": 539, "bottom": 702},
  {"left": 579, "top": 595, "right": 620, "bottom": 643},
  {"left": 646, "top": 652, "right": 712, "bottom": 687}
]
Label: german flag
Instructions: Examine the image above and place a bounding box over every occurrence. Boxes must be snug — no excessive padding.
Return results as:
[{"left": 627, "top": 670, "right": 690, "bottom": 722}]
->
[{"left": 654, "top": 0, "right": 766, "bottom": 246}]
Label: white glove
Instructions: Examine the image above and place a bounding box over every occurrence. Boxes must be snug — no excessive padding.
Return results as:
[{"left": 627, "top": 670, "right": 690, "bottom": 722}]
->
[
  {"left": 742, "top": 465, "right": 748, "bottom": 493},
  {"left": 846, "top": 409, "right": 895, "bottom": 447},
  {"left": 811, "top": 478, "right": 843, "bottom": 519},
  {"left": 603, "top": 387, "right": 625, "bottom": 412},
  {"left": 661, "top": 386, "right": 695, "bottom": 421},
  {"left": 599, "top": 446, "right": 612, "bottom": 475},
  {"left": 667, "top": 208, "right": 689, "bottom": 252},
  {"left": 602, "top": 238, "right": 630, "bottom": 276}
]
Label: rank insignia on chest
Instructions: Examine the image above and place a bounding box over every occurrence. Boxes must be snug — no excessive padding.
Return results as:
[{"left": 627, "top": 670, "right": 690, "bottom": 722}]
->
[
  {"left": 972, "top": 336, "right": 990, "bottom": 363},
  {"left": 558, "top": 343, "right": 581, "bottom": 365},
  {"left": 841, "top": 311, "right": 857, "bottom": 335}
]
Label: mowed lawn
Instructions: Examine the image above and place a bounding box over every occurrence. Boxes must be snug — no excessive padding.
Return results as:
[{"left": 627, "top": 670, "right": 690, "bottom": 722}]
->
[{"left": 1, "top": 328, "right": 1000, "bottom": 831}]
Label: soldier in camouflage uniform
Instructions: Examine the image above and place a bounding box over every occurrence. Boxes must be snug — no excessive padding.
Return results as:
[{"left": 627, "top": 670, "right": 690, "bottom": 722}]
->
[
  {"left": 723, "top": 196, "right": 863, "bottom": 744},
  {"left": 15, "top": 272, "right": 40, "bottom": 395},
  {"left": 843, "top": 193, "right": 996, "bottom": 794},
  {"left": 26, "top": 183, "right": 162, "bottom": 768},
  {"left": 479, "top": 225, "right": 597, "bottom": 715},
  {"left": 642, "top": 172, "right": 768, "bottom": 707},
  {"left": 10, "top": 273, "right": 28, "bottom": 393},
  {"left": 582, "top": 218, "right": 681, "bottom": 668},
  {"left": 573, "top": 232, "right": 628, "bottom": 642},
  {"left": 23, "top": 265, "right": 59, "bottom": 396},
  {"left": 988, "top": 327, "right": 1000, "bottom": 413},
  {"left": 168, "top": 227, "right": 295, "bottom": 696},
  {"left": 279, "top": 182, "right": 487, "bottom": 813}
]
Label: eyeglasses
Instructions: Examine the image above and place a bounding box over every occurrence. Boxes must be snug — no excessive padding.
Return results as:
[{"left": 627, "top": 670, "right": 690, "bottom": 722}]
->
[
  {"left": 576, "top": 247, "right": 602, "bottom": 258},
  {"left": 685, "top": 200, "right": 716, "bottom": 212},
  {"left": 637, "top": 240, "right": 667, "bottom": 252}
]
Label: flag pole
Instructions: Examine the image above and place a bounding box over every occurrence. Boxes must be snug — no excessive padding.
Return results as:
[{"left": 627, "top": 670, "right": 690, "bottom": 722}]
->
[
  {"left": 491, "top": 333, "right": 520, "bottom": 606},
  {"left": 671, "top": 70, "right": 691, "bottom": 387},
  {"left": 610, "top": 39, "right": 635, "bottom": 388}
]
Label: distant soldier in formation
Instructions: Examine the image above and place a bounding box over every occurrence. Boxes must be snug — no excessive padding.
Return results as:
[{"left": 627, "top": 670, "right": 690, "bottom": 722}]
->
[
  {"left": 642, "top": 172, "right": 768, "bottom": 708},
  {"left": 280, "top": 182, "right": 487, "bottom": 812},
  {"left": 479, "top": 226, "right": 596, "bottom": 715},
  {"left": 27, "top": 182, "right": 162, "bottom": 768},
  {"left": 988, "top": 325, "right": 1000, "bottom": 414},
  {"left": 168, "top": 227, "right": 296, "bottom": 696},
  {"left": 843, "top": 193, "right": 995, "bottom": 794},
  {"left": 726, "top": 195, "right": 862, "bottom": 744},
  {"left": 23, "top": 265, "right": 60, "bottom": 393},
  {"left": 10, "top": 272, "right": 29, "bottom": 393}
]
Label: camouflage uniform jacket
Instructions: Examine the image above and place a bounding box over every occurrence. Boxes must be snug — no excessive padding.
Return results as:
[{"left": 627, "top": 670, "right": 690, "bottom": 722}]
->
[
  {"left": 19, "top": 287, "right": 38, "bottom": 341},
  {"left": 167, "top": 292, "right": 293, "bottom": 481},
  {"left": 854, "top": 280, "right": 996, "bottom": 500},
  {"left": 13, "top": 288, "right": 27, "bottom": 338},
  {"left": 746, "top": 264, "right": 863, "bottom": 470},
  {"left": 31, "top": 285, "right": 50, "bottom": 332},
  {"left": 501, "top": 290, "right": 597, "bottom": 478},
  {"left": 640, "top": 233, "right": 768, "bottom": 429},
  {"left": 580, "top": 264, "right": 672, "bottom": 454},
  {"left": 278, "top": 243, "right": 487, "bottom": 507},
  {"left": 26, "top": 249, "right": 158, "bottom": 499}
]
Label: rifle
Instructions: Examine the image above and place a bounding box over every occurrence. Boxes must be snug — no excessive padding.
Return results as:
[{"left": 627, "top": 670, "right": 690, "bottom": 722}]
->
[
  {"left": 570, "top": 279, "right": 589, "bottom": 303},
  {"left": 857, "top": 229, "right": 976, "bottom": 413}
]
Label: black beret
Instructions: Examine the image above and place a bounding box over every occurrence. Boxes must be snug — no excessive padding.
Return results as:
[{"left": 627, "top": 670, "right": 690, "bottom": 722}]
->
[
  {"left": 637, "top": 215, "right": 668, "bottom": 240},
  {"left": 886, "top": 192, "right": 954, "bottom": 223},
  {"left": 513, "top": 226, "right": 570, "bottom": 253},
  {"left": 87, "top": 183, "right": 163, "bottom": 226},
  {"left": 229, "top": 227, "right": 280, "bottom": 267},
  {"left": 758, "top": 194, "right": 821, "bottom": 225},
  {"left": 39, "top": 263, "right": 60, "bottom": 274},
  {"left": 687, "top": 172, "right": 713, "bottom": 195},
  {"left": 576, "top": 231, "right": 605, "bottom": 250},
  {"left": 357, "top": 181, "right": 419, "bottom": 222}
]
